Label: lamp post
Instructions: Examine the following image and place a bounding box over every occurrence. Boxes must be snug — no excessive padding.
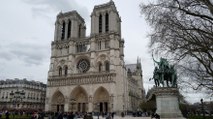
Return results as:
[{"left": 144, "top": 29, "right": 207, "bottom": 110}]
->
[{"left": 200, "top": 99, "right": 205, "bottom": 119}]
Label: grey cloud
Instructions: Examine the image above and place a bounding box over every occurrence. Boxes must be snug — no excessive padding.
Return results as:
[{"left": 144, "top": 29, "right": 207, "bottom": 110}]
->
[
  {"left": 0, "top": 40, "right": 49, "bottom": 66},
  {"left": 0, "top": 51, "right": 14, "bottom": 61},
  {"left": 23, "top": 0, "right": 89, "bottom": 21}
]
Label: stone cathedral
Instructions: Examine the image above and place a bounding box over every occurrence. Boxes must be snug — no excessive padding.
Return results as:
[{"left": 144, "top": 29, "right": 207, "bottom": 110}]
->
[{"left": 45, "top": 1, "right": 145, "bottom": 113}]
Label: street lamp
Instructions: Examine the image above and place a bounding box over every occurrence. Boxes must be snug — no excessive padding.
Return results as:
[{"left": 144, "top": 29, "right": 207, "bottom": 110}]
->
[{"left": 200, "top": 99, "right": 205, "bottom": 119}]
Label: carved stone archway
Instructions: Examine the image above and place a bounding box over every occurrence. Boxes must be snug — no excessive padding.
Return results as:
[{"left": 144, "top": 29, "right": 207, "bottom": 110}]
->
[
  {"left": 70, "top": 86, "right": 88, "bottom": 112},
  {"left": 51, "top": 91, "right": 65, "bottom": 112},
  {"left": 93, "top": 87, "right": 110, "bottom": 113}
]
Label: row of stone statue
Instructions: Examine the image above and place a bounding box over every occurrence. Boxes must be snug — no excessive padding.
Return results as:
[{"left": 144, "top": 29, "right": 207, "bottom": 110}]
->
[{"left": 150, "top": 55, "right": 177, "bottom": 87}]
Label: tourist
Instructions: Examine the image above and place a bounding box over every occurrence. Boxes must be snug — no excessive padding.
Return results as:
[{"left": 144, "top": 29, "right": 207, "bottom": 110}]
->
[{"left": 5, "top": 111, "right": 9, "bottom": 119}]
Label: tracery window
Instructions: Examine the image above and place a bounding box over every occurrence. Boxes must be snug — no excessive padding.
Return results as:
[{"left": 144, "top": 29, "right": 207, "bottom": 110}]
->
[
  {"left": 105, "top": 13, "right": 109, "bottom": 32},
  {"left": 99, "top": 63, "right": 102, "bottom": 72},
  {"left": 77, "top": 59, "right": 90, "bottom": 73},
  {"left": 61, "top": 21, "right": 66, "bottom": 40},
  {"left": 99, "top": 14, "right": 102, "bottom": 33},
  {"left": 59, "top": 67, "right": 62, "bottom": 76},
  {"left": 64, "top": 66, "right": 68, "bottom": 76},
  {"left": 67, "top": 20, "right": 71, "bottom": 38},
  {"left": 78, "top": 24, "right": 81, "bottom": 38},
  {"left": 98, "top": 41, "right": 101, "bottom": 50},
  {"left": 105, "top": 41, "right": 109, "bottom": 49},
  {"left": 76, "top": 43, "right": 87, "bottom": 53},
  {"left": 105, "top": 61, "right": 110, "bottom": 72}
]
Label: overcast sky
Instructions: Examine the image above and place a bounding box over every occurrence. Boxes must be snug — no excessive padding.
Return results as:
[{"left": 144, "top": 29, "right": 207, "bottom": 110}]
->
[{"left": 0, "top": 0, "right": 208, "bottom": 103}]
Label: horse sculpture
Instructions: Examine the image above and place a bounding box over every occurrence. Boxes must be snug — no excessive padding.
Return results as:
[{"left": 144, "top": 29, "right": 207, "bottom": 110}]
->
[{"left": 151, "top": 55, "right": 177, "bottom": 88}]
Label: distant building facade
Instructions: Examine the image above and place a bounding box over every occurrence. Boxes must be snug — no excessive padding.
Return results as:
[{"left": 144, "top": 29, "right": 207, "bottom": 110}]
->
[
  {"left": 45, "top": 1, "right": 145, "bottom": 113},
  {"left": 0, "top": 78, "right": 46, "bottom": 111}
]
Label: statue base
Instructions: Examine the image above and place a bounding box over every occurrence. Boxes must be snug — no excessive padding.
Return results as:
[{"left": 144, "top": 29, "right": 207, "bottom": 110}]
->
[{"left": 155, "top": 87, "right": 185, "bottom": 119}]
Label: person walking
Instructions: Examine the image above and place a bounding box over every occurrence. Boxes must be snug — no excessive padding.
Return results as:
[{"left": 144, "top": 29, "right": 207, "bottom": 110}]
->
[{"left": 5, "top": 111, "right": 9, "bottom": 119}]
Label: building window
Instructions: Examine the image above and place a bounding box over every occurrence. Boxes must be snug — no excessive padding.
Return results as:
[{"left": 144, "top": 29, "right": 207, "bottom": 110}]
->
[
  {"left": 98, "top": 41, "right": 101, "bottom": 50},
  {"left": 59, "top": 67, "right": 62, "bottom": 76},
  {"left": 76, "top": 43, "right": 87, "bottom": 53},
  {"left": 105, "top": 61, "right": 110, "bottom": 72},
  {"left": 78, "top": 24, "right": 81, "bottom": 38},
  {"left": 105, "top": 41, "right": 109, "bottom": 49},
  {"left": 99, "top": 14, "right": 102, "bottom": 33},
  {"left": 2, "top": 92, "right": 4, "bottom": 98},
  {"left": 105, "top": 13, "right": 109, "bottom": 32},
  {"left": 64, "top": 66, "right": 68, "bottom": 76},
  {"left": 99, "top": 63, "right": 102, "bottom": 72},
  {"left": 61, "top": 21, "right": 66, "bottom": 40},
  {"left": 67, "top": 20, "right": 71, "bottom": 38},
  {"left": 77, "top": 59, "right": 90, "bottom": 73}
]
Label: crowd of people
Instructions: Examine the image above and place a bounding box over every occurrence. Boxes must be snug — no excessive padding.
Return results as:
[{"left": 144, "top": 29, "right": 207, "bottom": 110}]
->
[
  {"left": 0, "top": 111, "right": 116, "bottom": 119},
  {"left": 0, "top": 110, "right": 160, "bottom": 119}
]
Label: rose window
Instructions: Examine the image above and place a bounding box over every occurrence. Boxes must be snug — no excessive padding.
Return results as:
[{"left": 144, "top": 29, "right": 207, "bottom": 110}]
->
[{"left": 77, "top": 59, "right": 90, "bottom": 73}]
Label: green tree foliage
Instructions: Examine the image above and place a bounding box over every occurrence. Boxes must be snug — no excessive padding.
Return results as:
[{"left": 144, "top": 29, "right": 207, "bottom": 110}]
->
[{"left": 140, "top": 0, "right": 213, "bottom": 94}]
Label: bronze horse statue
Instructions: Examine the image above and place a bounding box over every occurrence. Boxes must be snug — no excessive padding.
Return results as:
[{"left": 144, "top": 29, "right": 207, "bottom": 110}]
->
[{"left": 151, "top": 55, "right": 177, "bottom": 87}]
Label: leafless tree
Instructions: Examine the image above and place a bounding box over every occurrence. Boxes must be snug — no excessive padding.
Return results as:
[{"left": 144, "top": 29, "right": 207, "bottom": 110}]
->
[{"left": 140, "top": 0, "right": 213, "bottom": 94}]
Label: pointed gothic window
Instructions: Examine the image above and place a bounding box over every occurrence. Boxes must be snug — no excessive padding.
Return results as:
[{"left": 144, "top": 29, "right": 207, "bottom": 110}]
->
[
  {"left": 79, "top": 24, "right": 81, "bottom": 38},
  {"left": 98, "top": 41, "right": 101, "bottom": 50},
  {"left": 61, "top": 22, "right": 66, "bottom": 40},
  {"left": 79, "top": 43, "right": 83, "bottom": 52},
  {"left": 67, "top": 20, "right": 71, "bottom": 38},
  {"left": 105, "top": 61, "right": 110, "bottom": 72},
  {"left": 105, "top": 41, "right": 109, "bottom": 49},
  {"left": 99, "top": 63, "right": 102, "bottom": 72},
  {"left": 64, "top": 66, "right": 68, "bottom": 76},
  {"left": 99, "top": 14, "right": 102, "bottom": 33},
  {"left": 59, "top": 67, "right": 62, "bottom": 76},
  {"left": 105, "top": 13, "right": 109, "bottom": 32},
  {"left": 76, "top": 45, "right": 79, "bottom": 52}
]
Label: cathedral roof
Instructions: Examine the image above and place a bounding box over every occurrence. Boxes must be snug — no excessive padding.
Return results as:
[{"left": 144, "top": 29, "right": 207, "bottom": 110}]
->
[
  {"left": 94, "top": 0, "right": 115, "bottom": 9},
  {"left": 126, "top": 64, "right": 137, "bottom": 73},
  {"left": 57, "top": 10, "right": 85, "bottom": 23}
]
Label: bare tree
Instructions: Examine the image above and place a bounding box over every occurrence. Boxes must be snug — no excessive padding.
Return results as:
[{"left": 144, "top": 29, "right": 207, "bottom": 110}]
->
[{"left": 140, "top": 0, "right": 213, "bottom": 94}]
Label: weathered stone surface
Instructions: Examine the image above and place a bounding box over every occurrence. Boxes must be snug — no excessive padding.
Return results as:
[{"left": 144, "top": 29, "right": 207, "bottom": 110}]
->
[
  {"left": 155, "top": 88, "right": 185, "bottom": 119},
  {"left": 45, "top": 1, "right": 145, "bottom": 113}
]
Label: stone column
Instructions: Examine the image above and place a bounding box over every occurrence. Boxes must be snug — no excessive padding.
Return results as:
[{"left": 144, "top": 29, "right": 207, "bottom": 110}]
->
[
  {"left": 54, "top": 21, "right": 59, "bottom": 41},
  {"left": 65, "top": 20, "right": 69, "bottom": 40},
  {"left": 64, "top": 97, "right": 69, "bottom": 112},
  {"left": 58, "top": 21, "right": 62, "bottom": 40},
  {"left": 88, "top": 96, "right": 93, "bottom": 112},
  {"left": 102, "top": 13, "right": 106, "bottom": 33}
]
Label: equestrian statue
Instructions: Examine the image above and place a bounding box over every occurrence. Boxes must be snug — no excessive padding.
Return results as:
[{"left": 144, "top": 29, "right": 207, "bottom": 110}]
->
[{"left": 149, "top": 54, "right": 177, "bottom": 87}]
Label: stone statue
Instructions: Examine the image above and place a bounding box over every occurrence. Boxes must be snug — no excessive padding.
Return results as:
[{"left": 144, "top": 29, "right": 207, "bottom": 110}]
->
[{"left": 151, "top": 54, "right": 178, "bottom": 87}]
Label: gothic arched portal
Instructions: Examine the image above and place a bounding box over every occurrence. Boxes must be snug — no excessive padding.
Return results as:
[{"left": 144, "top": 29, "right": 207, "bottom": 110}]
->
[
  {"left": 51, "top": 90, "right": 65, "bottom": 112},
  {"left": 70, "top": 86, "right": 88, "bottom": 112},
  {"left": 93, "top": 87, "right": 110, "bottom": 113}
]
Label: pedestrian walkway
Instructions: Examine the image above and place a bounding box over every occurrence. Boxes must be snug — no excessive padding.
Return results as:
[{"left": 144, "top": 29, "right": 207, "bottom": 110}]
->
[{"left": 89, "top": 116, "right": 150, "bottom": 119}]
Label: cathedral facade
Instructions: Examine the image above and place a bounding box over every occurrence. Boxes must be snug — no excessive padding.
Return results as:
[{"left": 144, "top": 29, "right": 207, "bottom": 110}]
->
[{"left": 45, "top": 1, "right": 145, "bottom": 113}]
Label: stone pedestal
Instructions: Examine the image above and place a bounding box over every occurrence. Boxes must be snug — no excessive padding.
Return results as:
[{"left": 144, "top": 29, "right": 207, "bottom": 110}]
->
[{"left": 155, "top": 87, "right": 185, "bottom": 119}]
